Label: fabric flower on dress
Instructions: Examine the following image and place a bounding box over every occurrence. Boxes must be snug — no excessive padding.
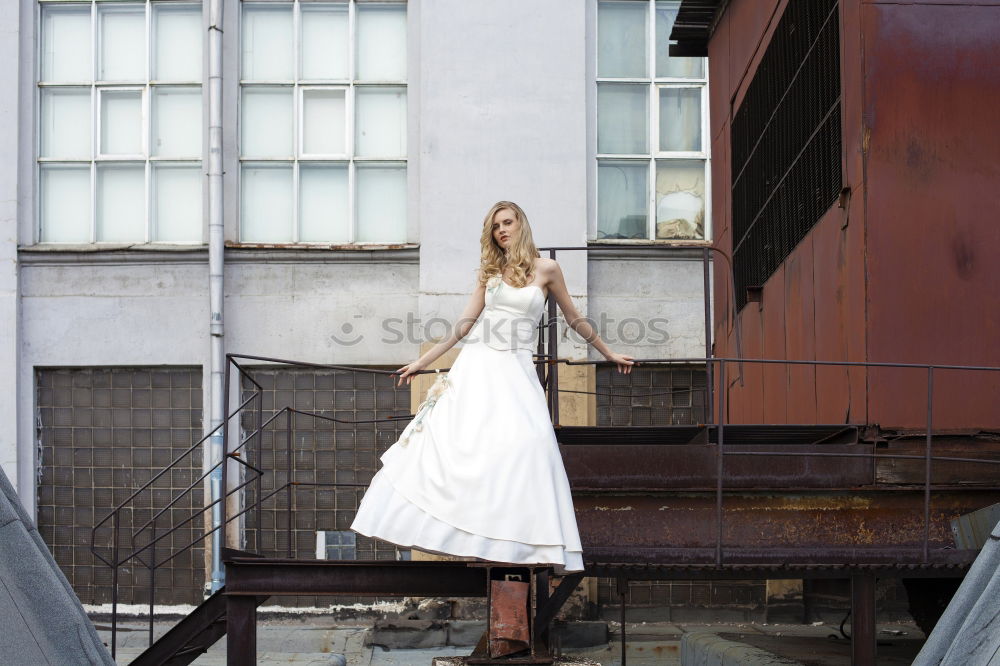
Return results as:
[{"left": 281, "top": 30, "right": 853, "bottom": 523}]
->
[
  {"left": 399, "top": 371, "right": 451, "bottom": 446},
  {"left": 485, "top": 274, "right": 502, "bottom": 294}
]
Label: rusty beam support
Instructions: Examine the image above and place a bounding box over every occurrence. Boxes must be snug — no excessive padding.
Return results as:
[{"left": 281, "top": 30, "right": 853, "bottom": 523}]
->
[
  {"left": 534, "top": 572, "right": 585, "bottom": 637},
  {"left": 562, "top": 443, "right": 875, "bottom": 489},
  {"left": 533, "top": 568, "right": 550, "bottom": 652},
  {"left": 572, "top": 491, "right": 1000, "bottom": 560},
  {"left": 618, "top": 576, "right": 627, "bottom": 666},
  {"left": 226, "top": 595, "right": 257, "bottom": 666},
  {"left": 584, "top": 561, "right": 970, "bottom": 580},
  {"left": 851, "top": 574, "right": 877, "bottom": 666}
]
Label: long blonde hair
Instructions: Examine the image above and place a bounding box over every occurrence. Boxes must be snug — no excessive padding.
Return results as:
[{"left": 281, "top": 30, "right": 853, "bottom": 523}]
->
[{"left": 477, "top": 201, "right": 540, "bottom": 288}]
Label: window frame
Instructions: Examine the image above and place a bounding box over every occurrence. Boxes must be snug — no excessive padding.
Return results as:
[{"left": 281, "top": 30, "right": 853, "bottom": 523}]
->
[
  {"left": 237, "top": 0, "right": 408, "bottom": 246},
  {"left": 593, "top": 0, "right": 712, "bottom": 244},
  {"left": 34, "top": 0, "right": 205, "bottom": 246}
]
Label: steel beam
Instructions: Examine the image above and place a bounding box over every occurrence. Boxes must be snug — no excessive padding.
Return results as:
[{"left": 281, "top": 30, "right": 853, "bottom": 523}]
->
[
  {"left": 851, "top": 574, "right": 877, "bottom": 666},
  {"left": 225, "top": 559, "right": 486, "bottom": 597},
  {"left": 572, "top": 491, "right": 1000, "bottom": 559},
  {"left": 226, "top": 595, "right": 257, "bottom": 666}
]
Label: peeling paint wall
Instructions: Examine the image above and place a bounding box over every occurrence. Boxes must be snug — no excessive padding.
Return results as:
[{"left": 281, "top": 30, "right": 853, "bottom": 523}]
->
[{"left": 711, "top": 0, "right": 1000, "bottom": 429}]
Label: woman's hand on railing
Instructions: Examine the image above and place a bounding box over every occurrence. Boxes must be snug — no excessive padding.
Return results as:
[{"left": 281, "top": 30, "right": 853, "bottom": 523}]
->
[
  {"left": 393, "top": 360, "right": 427, "bottom": 386},
  {"left": 605, "top": 352, "right": 636, "bottom": 374}
]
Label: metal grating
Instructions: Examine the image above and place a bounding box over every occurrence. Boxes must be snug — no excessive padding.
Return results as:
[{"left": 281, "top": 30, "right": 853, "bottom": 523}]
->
[{"left": 731, "top": 0, "right": 843, "bottom": 310}]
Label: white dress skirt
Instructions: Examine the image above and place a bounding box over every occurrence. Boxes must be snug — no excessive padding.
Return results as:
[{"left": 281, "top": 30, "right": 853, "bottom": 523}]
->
[{"left": 350, "top": 278, "right": 584, "bottom": 573}]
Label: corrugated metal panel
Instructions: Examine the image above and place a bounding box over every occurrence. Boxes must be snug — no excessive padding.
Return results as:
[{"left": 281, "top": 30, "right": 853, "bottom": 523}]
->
[{"left": 951, "top": 503, "right": 1000, "bottom": 550}]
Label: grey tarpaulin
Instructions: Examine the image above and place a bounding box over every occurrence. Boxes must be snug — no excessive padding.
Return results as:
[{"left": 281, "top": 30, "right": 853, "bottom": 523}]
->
[
  {"left": 912, "top": 517, "right": 1000, "bottom": 665},
  {"left": 0, "top": 467, "right": 115, "bottom": 665}
]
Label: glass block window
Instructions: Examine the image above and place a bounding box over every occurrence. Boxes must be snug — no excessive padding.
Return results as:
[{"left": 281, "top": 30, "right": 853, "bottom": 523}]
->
[
  {"left": 596, "top": 1, "right": 709, "bottom": 241},
  {"left": 239, "top": 0, "right": 407, "bottom": 244},
  {"left": 317, "top": 530, "right": 358, "bottom": 560},
  {"left": 37, "top": 1, "right": 204, "bottom": 244},
  {"left": 317, "top": 529, "right": 410, "bottom": 561},
  {"left": 36, "top": 368, "right": 205, "bottom": 605}
]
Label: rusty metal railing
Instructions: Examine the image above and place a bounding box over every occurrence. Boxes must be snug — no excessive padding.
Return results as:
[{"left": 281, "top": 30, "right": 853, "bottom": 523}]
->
[
  {"left": 89, "top": 355, "right": 417, "bottom": 659},
  {"left": 553, "top": 356, "right": 1000, "bottom": 568},
  {"left": 89, "top": 350, "right": 1000, "bottom": 658},
  {"left": 88, "top": 243, "right": 1000, "bottom": 659}
]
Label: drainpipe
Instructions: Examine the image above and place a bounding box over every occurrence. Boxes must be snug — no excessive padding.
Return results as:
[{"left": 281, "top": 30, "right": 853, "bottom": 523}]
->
[{"left": 207, "top": 0, "right": 225, "bottom": 593}]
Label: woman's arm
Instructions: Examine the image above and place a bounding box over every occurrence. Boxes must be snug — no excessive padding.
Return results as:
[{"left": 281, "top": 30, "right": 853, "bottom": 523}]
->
[
  {"left": 394, "top": 276, "right": 487, "bottom": 386},
  {"left": 544, "top": 260, "right": 635, "bottom": 373}
]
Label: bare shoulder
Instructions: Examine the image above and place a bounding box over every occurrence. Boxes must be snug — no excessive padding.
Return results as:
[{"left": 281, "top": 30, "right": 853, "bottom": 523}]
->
[{"left": 533, "top": 257, "right": 559, "bottom": 277}]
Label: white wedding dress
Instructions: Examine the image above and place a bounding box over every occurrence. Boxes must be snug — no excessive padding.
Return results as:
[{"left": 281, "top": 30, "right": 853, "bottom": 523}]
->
[{"left": 350, "top": 277, "right": 584, "bottom": 573}]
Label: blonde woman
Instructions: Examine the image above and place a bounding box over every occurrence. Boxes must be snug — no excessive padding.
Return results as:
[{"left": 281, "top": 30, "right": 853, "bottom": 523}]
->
[{"left": 351, "top": 201, "right": 635, "bottom": 573}]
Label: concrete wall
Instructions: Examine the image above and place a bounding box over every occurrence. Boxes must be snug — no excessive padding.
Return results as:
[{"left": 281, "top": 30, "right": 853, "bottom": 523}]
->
[
  {"left": 412, "top": 0, "right": 591, "bottom": 347},
  {"left": 3, "top": 0, "right": 710, "bottom": 516},
  {"left": 0, "top": 0, "right": 21, "bottom": 491}
]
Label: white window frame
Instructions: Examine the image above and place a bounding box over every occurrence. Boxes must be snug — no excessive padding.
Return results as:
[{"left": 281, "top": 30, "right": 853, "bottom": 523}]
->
[
  {"left": 594, "top": 0, "right": 712, "bottom": 243},
  {"left": 237, "top": 0, "right": 408, "bottom": 245},
  {"left": 34, "top": 0, "right": 204, "bottom": 245}
]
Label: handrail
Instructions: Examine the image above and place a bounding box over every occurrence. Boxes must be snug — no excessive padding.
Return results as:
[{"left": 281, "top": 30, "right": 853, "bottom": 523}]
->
[
  {"left": 89, "top": 242, "right": 1000, "bottom": 659},
  {"left": 89, "top": 351, "right": 1000, "bottom": 659}
]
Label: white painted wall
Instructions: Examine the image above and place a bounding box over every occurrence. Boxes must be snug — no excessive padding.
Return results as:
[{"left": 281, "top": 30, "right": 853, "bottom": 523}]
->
[
  {"left": 0, "top": 0, "right": 20, "bottom": 495},
  {"left": 413, "top": 0, "right": 591, "bottom": 363}
]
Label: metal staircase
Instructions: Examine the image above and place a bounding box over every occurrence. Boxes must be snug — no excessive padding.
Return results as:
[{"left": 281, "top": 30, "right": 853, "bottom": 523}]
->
[{"left": 126, "top": 587, "right": 259, "bottom": 666}]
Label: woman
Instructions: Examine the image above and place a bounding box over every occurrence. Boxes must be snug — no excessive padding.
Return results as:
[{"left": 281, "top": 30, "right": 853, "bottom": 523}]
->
[{"left": 351, "top": 201, "right": 635, "bottom": 574}]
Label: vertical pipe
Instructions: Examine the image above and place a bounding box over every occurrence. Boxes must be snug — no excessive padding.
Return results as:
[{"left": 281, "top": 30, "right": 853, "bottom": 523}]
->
[
  {"left": 715, "top": 360, "right": 726, "bottom": 565},
  {"left": 702, "top": 248, "right": 713, "bottom": 422},
  {"left": 851, "top": 574, "right": 877, "bottom": 665},
  {"left": 212, "top": 356, "right": 229, "bottom": 592},
  {"left": 207, "top": 0, "right": 226, "bottom": 593},
  {"left": 924, "top": 366, "right": 934, "bottom": 564}
]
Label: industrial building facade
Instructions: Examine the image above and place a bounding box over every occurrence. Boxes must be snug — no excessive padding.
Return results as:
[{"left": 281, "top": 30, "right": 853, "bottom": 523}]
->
[{"left": 3, "top": 0, "right": 715, "bottom": 611}]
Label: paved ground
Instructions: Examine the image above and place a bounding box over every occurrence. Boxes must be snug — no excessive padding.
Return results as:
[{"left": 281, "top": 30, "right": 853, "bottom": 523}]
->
[{"left": 95, "top": 619, "right": 924, "bottom": 665}]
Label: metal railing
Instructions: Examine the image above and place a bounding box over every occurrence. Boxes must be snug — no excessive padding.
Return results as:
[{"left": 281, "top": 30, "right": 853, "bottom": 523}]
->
[
  {"left": 89, "top": 356, "right": 410, "bottom": 658},
  {"left": 88, "top": 352, "right": 1000, "bottom": 659},
  {"left": 88, "top": 245, "right": 1000, "bottom": 659}
]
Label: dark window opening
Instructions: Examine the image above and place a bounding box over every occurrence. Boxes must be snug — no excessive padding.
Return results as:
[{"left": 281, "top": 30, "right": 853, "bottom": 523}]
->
[{"left": 731, "top": 0, "right": 843, "bottom": 310}]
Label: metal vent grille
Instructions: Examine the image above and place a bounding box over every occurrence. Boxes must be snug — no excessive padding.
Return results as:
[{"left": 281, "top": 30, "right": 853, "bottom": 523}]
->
[{"left": 731, "top": 0, "right": 842, "bottom": 310}]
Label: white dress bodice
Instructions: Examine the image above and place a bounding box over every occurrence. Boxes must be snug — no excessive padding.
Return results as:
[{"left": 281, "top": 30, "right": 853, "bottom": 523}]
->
[{"left": 467, "top": 279, "right": 546, "bottom": 352}]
